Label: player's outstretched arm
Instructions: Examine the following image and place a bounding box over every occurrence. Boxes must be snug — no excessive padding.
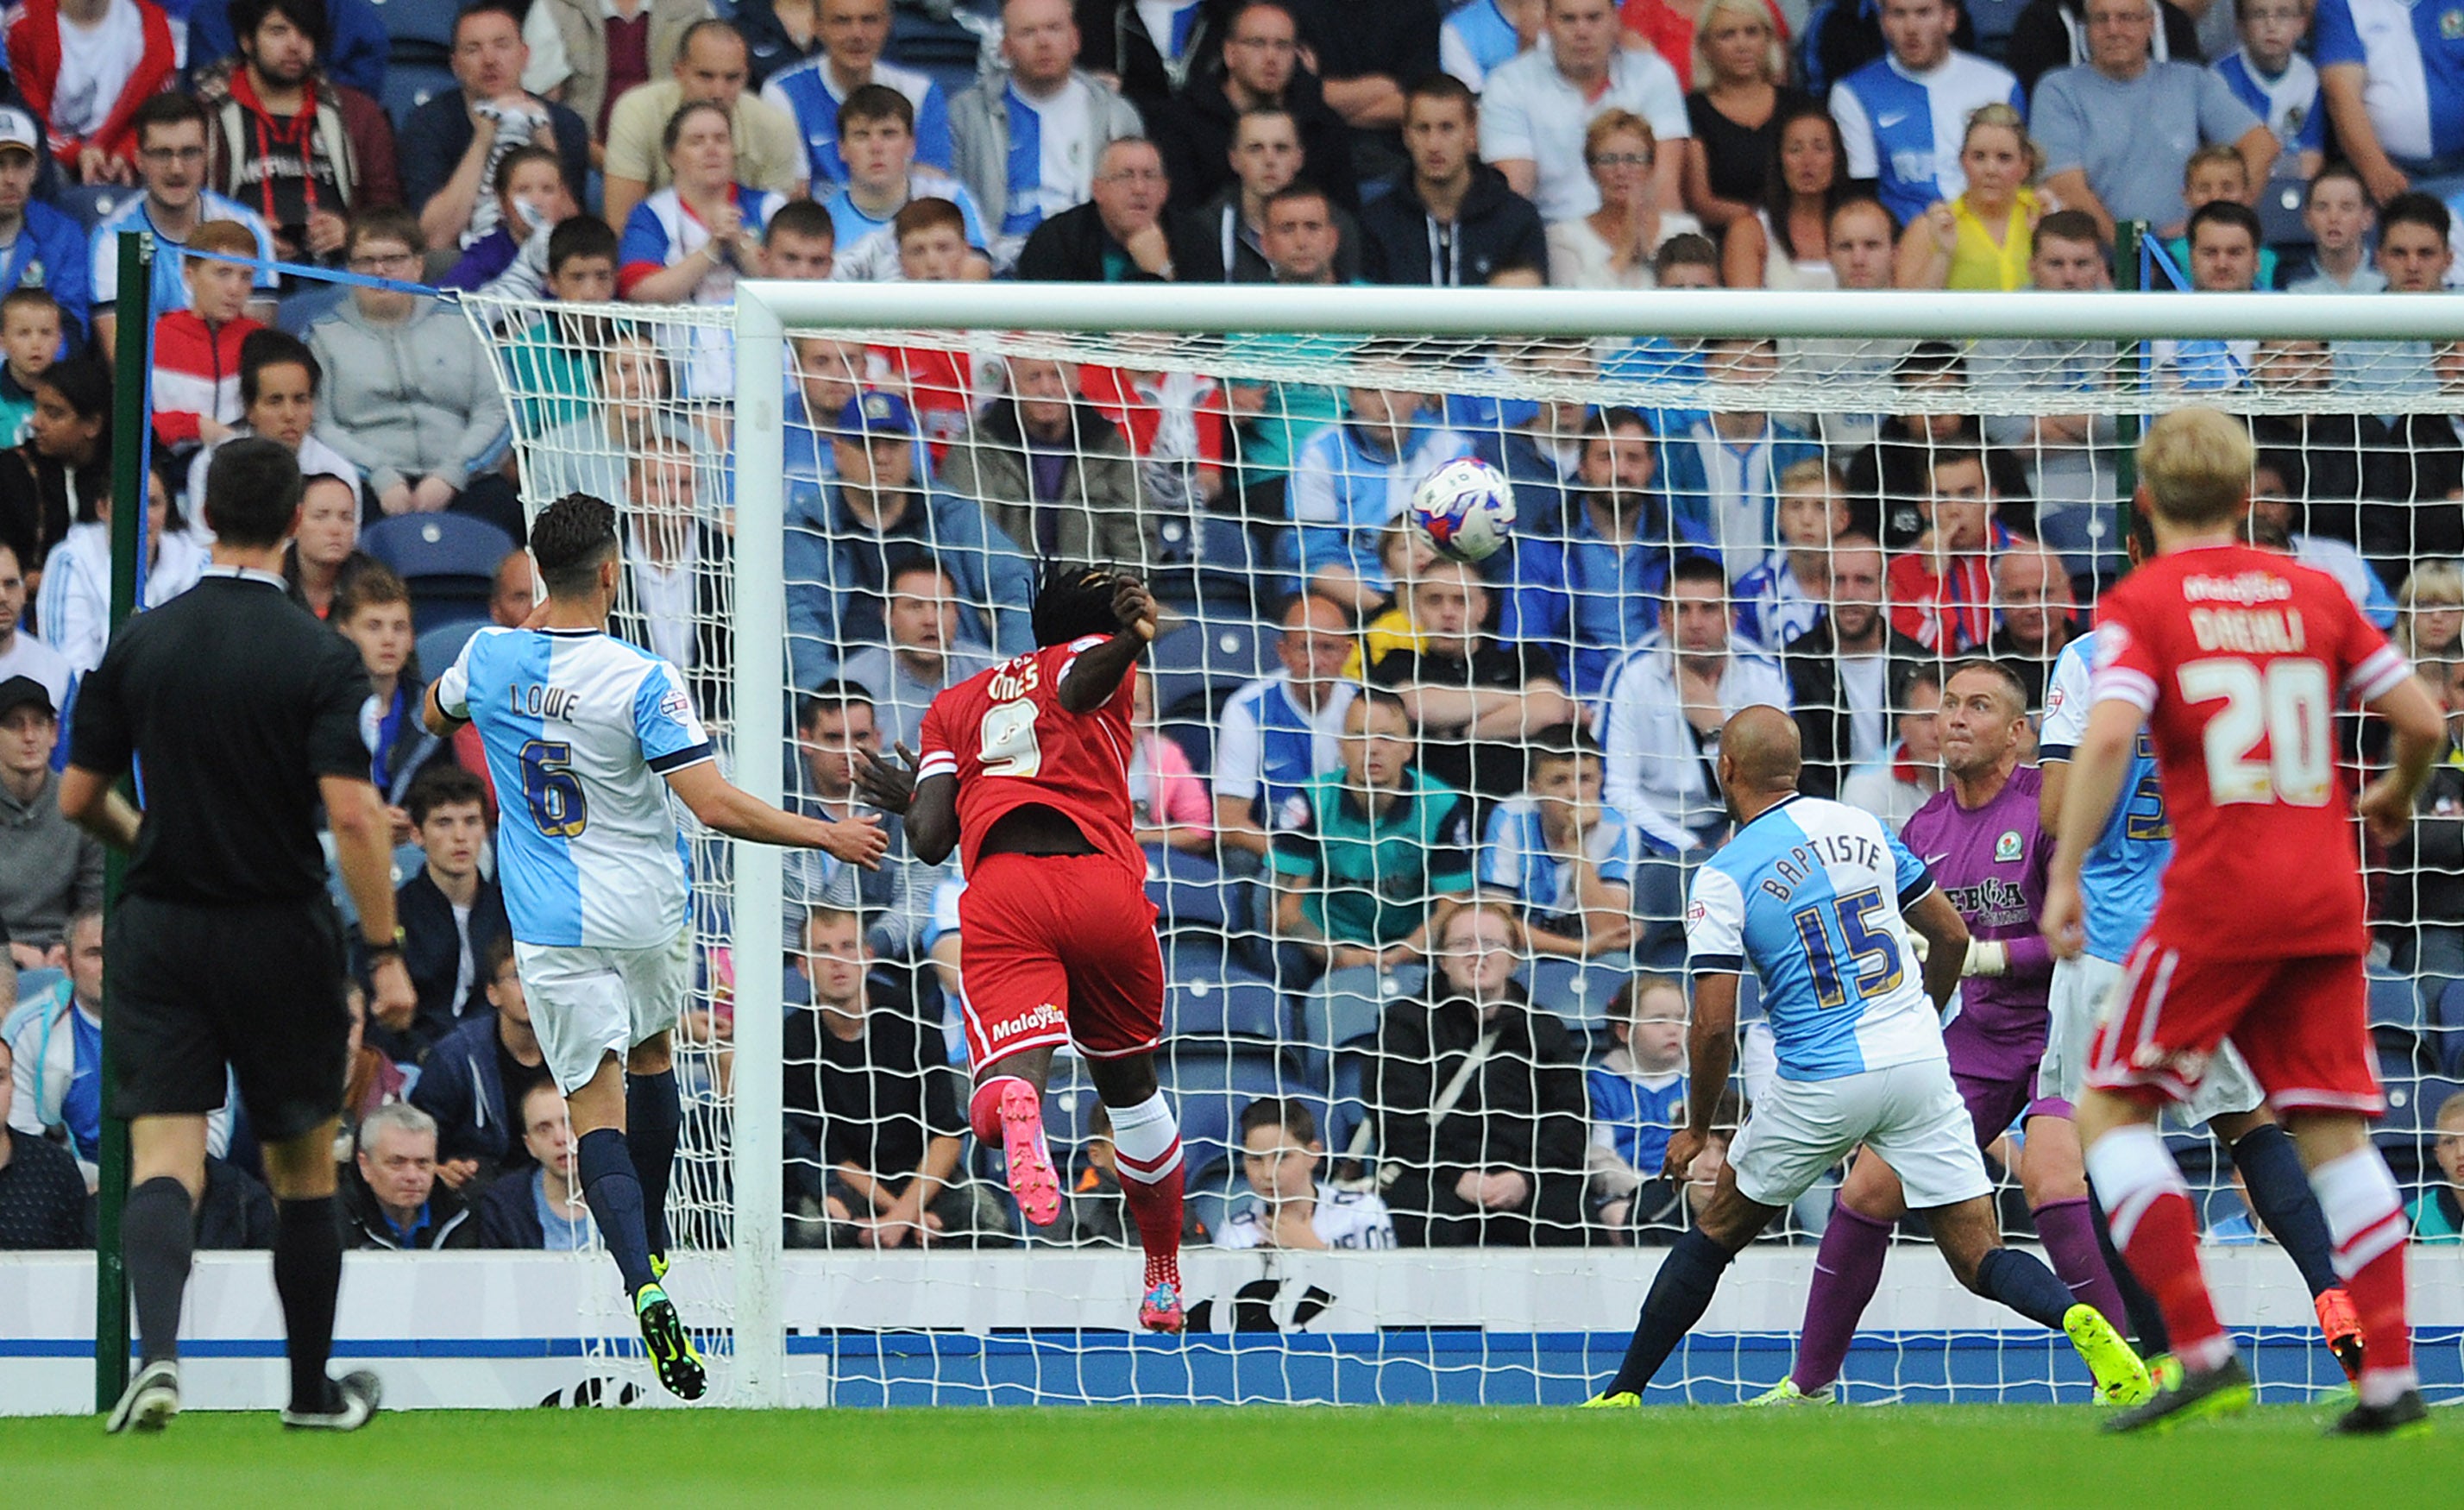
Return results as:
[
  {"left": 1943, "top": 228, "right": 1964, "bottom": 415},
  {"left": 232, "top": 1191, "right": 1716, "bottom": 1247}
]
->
[
  {"left": 1664, "top": 972, "right": 1739, "bottom": 1180},
  {"left": 1903, "top": 887, "right": 1970, "bottom": 1011},
  {"left": 2041, "top": 697, "right": 2140, "bottom": 960},
  {"left": 2357, "top": 671, "right": 2445, "bottom": 846},
  {"left": 1056, "top": 574, "right": 1159, "bottom": 714},
  {"left": 663, "top": 761, "right": 888, "bottom": 865},
  {"left": 852, "top": 745, "right": 959, "bottom": 866}
]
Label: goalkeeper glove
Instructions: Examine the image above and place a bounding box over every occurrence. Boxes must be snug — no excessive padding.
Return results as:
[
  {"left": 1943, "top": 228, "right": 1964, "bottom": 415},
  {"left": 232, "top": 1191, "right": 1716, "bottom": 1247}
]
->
[{"left": 1962, "top": 940, "right": 2009, "bottom": 978}]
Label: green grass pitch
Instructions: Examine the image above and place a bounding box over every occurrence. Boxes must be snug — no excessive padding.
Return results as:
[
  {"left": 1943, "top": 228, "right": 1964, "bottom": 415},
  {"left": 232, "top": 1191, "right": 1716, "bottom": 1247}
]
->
[{"left": 4, "top": 1405, "right": 2456, "bottom": 1508}]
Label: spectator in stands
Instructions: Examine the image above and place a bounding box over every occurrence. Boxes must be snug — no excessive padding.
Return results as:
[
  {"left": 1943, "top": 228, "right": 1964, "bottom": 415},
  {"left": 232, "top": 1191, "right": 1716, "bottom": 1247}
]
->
[
  {"left": 617, "top": 98, "right": 783, "bottom": 312},
  {"left": 1886, "top": 444, "right": 2017, "bottom": 654},
  {"left": 1889, "top": 102, "right": 2039, "bottom": 291},
  {"left": 1219, "top": 1096, "right": 1396, "bottom": 1249},
  {"left": 1989, "top": 544, "right": 2076, "bottom": 709},
  {"left": 2411, "top": 1092, "right": 2464, "bottom": 1242},
  {"left": 1499, "top": 405, "right": 1713, "bottom": 701},
  {"left": 837, "top": 558, "right": 1003, "bottom": 753},
  {"left": 1732, "top": 457, "right": 1847, "bottom": 652},
  {"left": 1272, "top": 687, "right": 1476, "bottom": 971},
  {"left": 785, "top": 330, "right": 864, "bottom": 484},
  {"left": 310, "top": 206, "right": 521, "bottom": 540},
  {"left": 148, "top": 220, "right": 263, "bottom": 458},
  {"left": 2210, "top": 0, "right": 2321, "bottom": 183},
  {"left": 1279, "top": 0, "right": 1437, "bottom": 187},
  {"left": 763, "top": 0, "right": 951, "bottom": 197},
  {"left": 1841, "top": 660, "right": 1943, "bottom": 825},
  {"left": 1827, "top": 0, "right": 2020, "bottom": 227},
  {"left": 1481, "top": 0, "right": 1688, "bottom": 223},
  {"left": 1015, "top": 135, "right": 1202, "bottom": 280},
  {"left": 91, "top": 94, "right": 280, "bottom": 353},
  {"left": 37, "top": 456, "right": 204, "bottom": 676},
  {"left": 276, "top": 481, "right": 365, "bottom": 621},
  {"left": 190, "top": 0, "right": 387, "bottom": 96},
  {"left": 2249, "top": 450, "right": 2398, "bottom": 626},
  {"left": 2346, "top": 192, "right": 2458, "bottom": 394},
  {"left": 733, "top": 0, "right": 822, "bottom": 86},
  {"left": 439, "top": 144, "right": 576, "bottom": 293},
  {"left": 2159, "top": 145, "right": 2282, "bottom": 293},
  {"left": 2316, "top": 0, "right": 2464, "bottom": 207},
  {"left": 0, "top": 544, "right": 69, "bottom": 710},
  {"left": 2033, "top": 0, "right": 2272, "bottom": 243},
  {"left": 3, "top": 903, "right": 103, "bottom": 1170},
  {"left": 0, "top": 283, "right": 61, "bottom": 450},
  {"left": 1370, "top": 557, "right": 1577, "bottom": 804},
  {"left": 820, "top": 85, "right": 990, "bottom": 278},
  {"left": 783, "top": 390, "right": 1034, "bottom": 689},
  {"left": 1154, "top": 0, "right": 1356, "bottom": 213},
  {"left": 521, "top": 0, "right": 706, "bottom": 143},
  {"left": 385, "top": 765, "right": 508, "bottom": 1061},
  {"left": 1777, "top": 195, "right": 1902, "bottom": 445},
  {"left": 339, "top": 1103, "right": 478, "bottom": 1249},
  {"left": 0, "top": 112, "right": 91, "bottom": 343},
  {"left": 952, "top": 0, "right": 1145, "bottom": 272},
  {"left": 2006, "top": 0, "right": 2202, "bottom": 104},
  {"left": 1360, "top": 76, "right": 1545, "bottom": 288},
  {"left": 1719, "top": 101, "right": 1847, "bottom": 289},
  {"left": 7, "top": 0, "right": 175, "bottom": 183},
  {"left": 764, "top": 195, "right": 837, "bottom": 280},
  {"left": 494, "top": 217, "right": 620, "bottom": 434},
  {"left": 204, "top": 0, "right": 402, "bottom": 268},
  {"left": 186, "top": 330, "right": 360, "bottom": 509},
  {"left": 786, "top": 680, "right": 939, "bottom": 957},
  {"left": 1126, "top": 671, "right": 1210, "bottom": 853},
  {"left": 339, "top": 980, "right": 407, "bottom": 1133},
  {"left": 1290, "top": 379, "right": 1475, "bottom": 613},
  {"left": 0, "top": 354, "right": 108, "bottom": 610},
  {"left": 477, "top": 1079, "right": 597, "bottom": 1249},
  {"left": 2379, "top": 656, "right": 2464, "bottom": 1051},
  {"left": 0, "top": 1034, "right": 87, "bottom": 1248},
  {"left": 332, "top": 562, "right": 452, "bottom": 838},
  {"left": 404, "top": 3, "right": 591, "bottom": 253},
  {"left": 412, "top": 932, "right": 550, "bottom": 1191},
  {"left": 1181, "top": 105, "right": 1359, "bottom": 283},
  {"left": 2246, "top": 340, "right": 2405, "bottom": 565},
  {"left": 1544, "top": 108, "right": 1700, "bottom": 289},
  {"left": 1214, "top": 591, "right": 1358, "bottom": 859},
  {"left": 1079, "top": 359, "right": 1228, "bottom": 514},
  {"left": 1659, "top": 337, "right": 1820, "bottom": 580},
  {"left": 604, "top": 21, "right": 802, "bottom": 235},
  {"left": 783, "top": 905, "right": 976, "bottom": 1249},
  {"left": 1480, "top": 723, "right": 1677, "bottom": 957},
  {"left": 1598, "top": 554, "right": 1789, "bottom": 844},
  {"left": 1681, "top": 0, "right": 1804, "bottom": 235},
  {"left": 1441, "top": 0, "right": 1541, "bottom": 91},
  {"left": 1076, "top": 0, "right": 1229, "bottom": 121},
  {"left": 1587, "top": 972, "right": 1688, "bottom": 1241},
  {"left": 1370, "top": 898, "right": 1588, "bottom": 1246},
  {"left": 531, "top": 329, "right": 714, "bottom": 515},
  {"left": 2396, "top": 561, "right": 2464, "bottom": 663},
  {"left": 2394, "top": 344, "right": 2464, "bottom": 559},
  {"left": 1973, "top": 208, "right": 2119, "bottom": 582},
  {"left": 609, "top": 437, "right": 731, "bottom": 708},
  {"left": 2286, "top": 162, "right": 2380, "bottom": 294},
  {"left": 1474, "top": 338, "right": 1592, "bottom": 525},
  {"left": 1842, "top": 341, "right": 2015, "bottom": 547},
  {"left": 1783, "top": 537, "right": 1921, "bottom": 801},
  {"left": 0, "top": 675, "right": 97, "bottom": 967},
  {"left": 940, "top": 353, "right": 1149, "bottom": 564}
]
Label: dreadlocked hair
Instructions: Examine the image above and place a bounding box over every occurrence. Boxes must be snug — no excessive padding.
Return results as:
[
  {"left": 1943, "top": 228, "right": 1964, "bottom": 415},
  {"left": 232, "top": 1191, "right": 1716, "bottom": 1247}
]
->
[{"left": 1031, "top": 561, "right": 1122, "bottom": 647}]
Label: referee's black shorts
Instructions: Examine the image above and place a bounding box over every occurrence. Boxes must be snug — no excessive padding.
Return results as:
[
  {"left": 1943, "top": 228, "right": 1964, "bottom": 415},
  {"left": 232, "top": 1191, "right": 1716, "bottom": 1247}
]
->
[{"left": 109, "top": 893, "right": 351, "bottom": 1142}]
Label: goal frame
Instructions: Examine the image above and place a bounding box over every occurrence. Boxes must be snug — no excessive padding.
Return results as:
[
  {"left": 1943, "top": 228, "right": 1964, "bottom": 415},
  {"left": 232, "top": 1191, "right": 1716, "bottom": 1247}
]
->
[{"left": 726, "top": 281, "right": 2464, "bottom": 1407}]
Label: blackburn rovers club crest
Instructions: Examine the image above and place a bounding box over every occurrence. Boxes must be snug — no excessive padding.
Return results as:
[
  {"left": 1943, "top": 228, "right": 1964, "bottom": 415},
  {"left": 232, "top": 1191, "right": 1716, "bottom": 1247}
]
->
[
  {"left": 2445, "top": 7, "right": 2463, "bottom": 39},
  {"left": 1995, "top": 830, "right": 2023, "bottom": 863}
]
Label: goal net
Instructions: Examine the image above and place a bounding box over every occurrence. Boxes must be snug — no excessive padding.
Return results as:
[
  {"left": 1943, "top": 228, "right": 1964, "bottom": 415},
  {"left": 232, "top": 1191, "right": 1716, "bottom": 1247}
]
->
[{"left": 458, "top": 283, "right": 2464, "bottom": 1409}]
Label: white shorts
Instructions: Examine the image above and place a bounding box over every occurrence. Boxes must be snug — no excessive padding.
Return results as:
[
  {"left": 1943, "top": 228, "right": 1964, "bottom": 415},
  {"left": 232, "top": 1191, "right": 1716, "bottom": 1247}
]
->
[
  {"left": 515, "top": 932, "right": 693, "bottom": 1094},
  {"left": 2040, "top": 952, "right": 2265, "bottom": 1123},
  {"left": 1729, "top": 1057, "right": 1991, "bottom": 1211}
]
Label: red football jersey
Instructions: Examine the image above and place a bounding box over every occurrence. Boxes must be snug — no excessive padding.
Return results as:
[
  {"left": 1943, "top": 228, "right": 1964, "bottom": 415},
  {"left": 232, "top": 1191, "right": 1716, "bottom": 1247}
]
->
[
  {"left": 2090, "top": 543, "right": 2411, "bottom": 959},
  {"left": 915, "top": 637, "right": 1143, "bottom": 880}
]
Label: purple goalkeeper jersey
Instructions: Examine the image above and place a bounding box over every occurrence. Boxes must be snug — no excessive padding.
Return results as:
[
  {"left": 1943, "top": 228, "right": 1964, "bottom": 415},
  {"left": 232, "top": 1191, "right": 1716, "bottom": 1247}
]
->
[{"left": 1899, "top": 764, "right": 2053, "bottom": 1086}]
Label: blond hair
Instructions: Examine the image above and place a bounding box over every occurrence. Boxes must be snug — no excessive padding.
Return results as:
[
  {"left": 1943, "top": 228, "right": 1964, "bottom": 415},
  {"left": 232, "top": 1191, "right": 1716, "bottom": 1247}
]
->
[
  {"left": 1776, "top": 456, "right": 1845, "bottom": 495},
  {"left": 1692, "top": 0, "right": 1785, "bottom": 85},
  {"left": 2397, "top": 558, "right": 2464, "bottom": 658},
  {"left": 1583, "top": 109, "right": 1656, "bottom": 167},
  {"left": 2137, "top": 407, "right": 2254, "bottom": 527},
  {"left": 1961, "top": 102, "right": 2041, "bottom": 182}
]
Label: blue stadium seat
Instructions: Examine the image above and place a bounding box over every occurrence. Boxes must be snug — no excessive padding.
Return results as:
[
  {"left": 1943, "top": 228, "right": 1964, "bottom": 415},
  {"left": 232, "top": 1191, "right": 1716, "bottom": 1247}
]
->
[
  {"left": 380, "top": 62, "right": 456, "bottom": 133},
  {"left": 1323, "top": 1048, "right": 1372, "bottom": 1157},
  {"left": 1292, "top": 963, "right": 1419, "bottom": 1082},
  {"left": 369, "top": 0, "right": 460, "bottom": 53},
  {"left": 1159, "top": 1046, "right": 1296, "bottom": 1184},
  {"left": 1522, "top": 953, "right": 1631, "bottom": 1033},
  {"left": 1146, "top": 613, "right": 1272, "bottom": 721},
  {"left": 56, "top": 184, "right": 134, "bottom": 231},
  {"left": 415, "top": 618, "right": 483, "bottom": 679},
  {"left": 2436, "top": 978, "right": 2464, "bottom": 1079},
  {"left": 1145, "top": 842, "right": 1235, "bottom": 937},
  {"left": 1164, "top": 959, "right": 1283, "bottom": 1043},
  {"left": 2367, "top": 970, "right": 2424, "bottom": 1065},
  {"left": 360, "top": 512, "right": 516, "bottom": 632}
]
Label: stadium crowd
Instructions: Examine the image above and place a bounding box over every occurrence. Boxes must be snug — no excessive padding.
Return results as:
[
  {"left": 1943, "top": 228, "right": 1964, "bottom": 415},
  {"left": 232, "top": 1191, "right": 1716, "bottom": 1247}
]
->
[{"left": 2, "top": 0, "right": 2464, "bottom": 1256}]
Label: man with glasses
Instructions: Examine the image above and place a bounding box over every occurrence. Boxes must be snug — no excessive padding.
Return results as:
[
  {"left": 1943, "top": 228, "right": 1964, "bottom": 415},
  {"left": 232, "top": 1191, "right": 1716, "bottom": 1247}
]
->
[
  {"left": 1153, "top": 0, "right": 1355, "bottom": 213},
  {"left": 1015, "top": 135, "right": 1205, "bottom": 280},
  {"left": 1479, "top": 0, "right": 1688, "bottom": 223},
  {"left": 90, "top": 94, "right": 278, "bottom": 355}
]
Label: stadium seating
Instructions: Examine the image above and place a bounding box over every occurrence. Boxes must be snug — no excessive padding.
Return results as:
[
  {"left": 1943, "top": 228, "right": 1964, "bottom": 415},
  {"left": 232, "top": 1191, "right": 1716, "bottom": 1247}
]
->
[
  {"left": 360, "top": 513, "right": 515, "bottom": 631},
  {"left": 1521, "top": 953, "right": 1631, "bottom": 1036},
  {"left": 379, "top": 62, "right": 457, "bottom": 132},
  {"left": 1162, "top": 951, "right": 1284, "bottom": 1047}
]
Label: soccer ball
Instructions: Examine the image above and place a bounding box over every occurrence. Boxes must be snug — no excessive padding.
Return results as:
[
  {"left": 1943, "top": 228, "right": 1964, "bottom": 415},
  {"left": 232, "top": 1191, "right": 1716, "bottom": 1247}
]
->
[{"left": 1410, "top": 456, "right": 1517, "bottom": 564}]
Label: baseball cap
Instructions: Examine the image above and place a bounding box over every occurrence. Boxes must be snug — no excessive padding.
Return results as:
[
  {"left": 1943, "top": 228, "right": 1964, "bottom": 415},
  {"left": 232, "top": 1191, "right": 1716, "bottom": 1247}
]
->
[
  {"left": 836, "top": 390, "right": 916, "bottom": 438},
  {"left": 0, "top": 674, "right": 54, "bottom": 720},
  {"left": 0, "top": 107, "right": 37, "bottom": 158}
]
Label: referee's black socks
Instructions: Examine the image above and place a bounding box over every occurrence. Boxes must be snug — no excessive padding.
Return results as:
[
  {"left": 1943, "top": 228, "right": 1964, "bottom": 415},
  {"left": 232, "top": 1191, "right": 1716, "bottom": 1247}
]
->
[
  {"left": 123, "top": 1176, "right": 195, "bottom": 1368},
  {"left": 625, "top": 1071, "right": 682, "bottom": 1263},
  {"left": 577, "top": 1128, "right": 659, "bottom": 1296},
  {"left": 1605, "top": 1228, "right": 1736, "bottom": 1398},
  {"left": 273, "top": 1196, "right": 343, "bottom": 1413}
]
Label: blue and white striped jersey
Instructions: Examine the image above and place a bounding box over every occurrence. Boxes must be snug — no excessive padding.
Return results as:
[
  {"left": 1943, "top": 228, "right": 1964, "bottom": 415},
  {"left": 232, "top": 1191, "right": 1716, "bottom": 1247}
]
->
[
  {"left": 1685, "top": 794, "right": 1945, "bottom": 1081},
  {"left": 437, "top": 626, "right": 714, "bottom": 948}
]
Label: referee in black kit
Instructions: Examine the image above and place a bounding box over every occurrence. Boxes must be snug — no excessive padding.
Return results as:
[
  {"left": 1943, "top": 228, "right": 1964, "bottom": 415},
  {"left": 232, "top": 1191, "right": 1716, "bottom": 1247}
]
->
[{"left": 59, "top": 437, "right": 418, "bottom": 1434}]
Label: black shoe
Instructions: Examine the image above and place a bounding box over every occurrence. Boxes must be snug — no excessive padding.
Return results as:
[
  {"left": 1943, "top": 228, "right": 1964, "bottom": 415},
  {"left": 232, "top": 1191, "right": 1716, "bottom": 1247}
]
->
[
  {"left": 280, "top": 1369, "right": 383, "bottom": 1431},
  {"left": 104, "top": 1360, "right": 179, "bottom": 1435},
  {"left": 2102, "top": 1356, "right": 2253, "bottom": 1434},
  {"left": 2328, "top": 1389, "right": 2431, "bottom": 1438}
]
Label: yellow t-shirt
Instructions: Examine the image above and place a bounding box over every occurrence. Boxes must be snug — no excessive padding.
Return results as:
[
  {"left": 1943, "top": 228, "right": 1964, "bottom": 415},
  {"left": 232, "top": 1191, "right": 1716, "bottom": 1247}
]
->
[
  {"left": 1945, "top": 187, "right": 2038, "bottom": 292},
  {"left": 1345, "top": 606, "right": 1424, "bottom": 680},
  {"left": 602, "top": 81, "right": 806, "bottom": 195}
]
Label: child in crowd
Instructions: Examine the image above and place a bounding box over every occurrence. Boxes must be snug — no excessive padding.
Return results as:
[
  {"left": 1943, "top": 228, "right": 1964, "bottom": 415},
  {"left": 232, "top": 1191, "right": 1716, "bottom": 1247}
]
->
[
  {"left": 2163, "top": 147, "right": 2279, "bottom": 290},
  {"left": 443, "top": 144, "right": 578, "bottom": 293},
  {"left": 1217, "top": 1098, "right": 1395, "bottom": 1250},
  {"left": 504, "top": 216, "right": 623, "bottom": 434},
  {"left": 1587, "top": 973, "right": 1690, "bottom": 1243},
  {"left": 148, "top": 218, "right": 266, "bottom": 454},
  {"left": 2411, "top": 1092, "right": 2464, "bottom": 1242},
  {"left": 867, "top": 198, "right": 984, "bottom": 460},
  {"left": 1732, "top": 458, "right": 1851, "bottom": 651},
  {"left": 1480, "top": 725, "right": 1675, "bottom": 958},
  {"left": 2209, "top": 0, "right": 2323, "bottom": 185},
  {"left": 329, "top": 562, "right": 449, "bottom": 840},
  {"left": 2288, "top": 164, "right": 2380, "bottom": 293},
  {"left": 0, "top": 287, "right": 60, "bottom": 444},
  {"left": 1128, "top": 671, "right": 1210, "bottom": 853}
]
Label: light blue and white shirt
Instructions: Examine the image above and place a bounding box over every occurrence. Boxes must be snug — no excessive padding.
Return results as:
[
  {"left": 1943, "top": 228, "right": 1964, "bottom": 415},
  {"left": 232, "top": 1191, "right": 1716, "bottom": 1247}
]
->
[
  {"left": 1285, "top": 418, "right": 1478, "bottom": 588},
  {"left": 996, "top": 76, "right": 1099, "bottom": 238},
  {"left": 823, "top": 168, "right": 991, "bottom": 280},
  {"left": 1828, "top": 50, "right": 2023, "bottom": 224},
  {"left": 437, "top": 626, "right": 714, "bottom": 949},
  {"left": 90, "top": 192, "right": 278, "bottom": 311},
  {"left": 1480, "top": 795, "right": 1681, "bottom": 928},
  {"left": 1685, "top": 793, "right": 1945, "bottom": 1082},
  {"left": 1731, "top": 551, "right": 1825, "bottom": 651},
  {"left": 2313, "top": 0, "right": 2464, "bottom": 163},
  {"left": 761, "top": 54, "right": 954, "bottom": 191},
  {"left": 2039, "top": 630, "right": 2169, "bottom": 962},
  {"left": 1213, "top": 671, "right": 1357, "bottom": 830},
  {"left": 2211, "top": 47, "right": 2323, "bottom": 173},
  {"left": 1440, "top": 0, "right": 1524, "bottom": 90}
]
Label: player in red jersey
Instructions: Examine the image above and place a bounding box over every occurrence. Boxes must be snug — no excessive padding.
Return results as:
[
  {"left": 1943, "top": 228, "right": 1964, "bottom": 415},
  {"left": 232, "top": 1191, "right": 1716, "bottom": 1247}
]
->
[
  {"left": 2043, "top": 408, "right": 2443, "bottom": 1437},
  {"left": 855, "top": 565, "right": 1187, "bottom": 1331}
]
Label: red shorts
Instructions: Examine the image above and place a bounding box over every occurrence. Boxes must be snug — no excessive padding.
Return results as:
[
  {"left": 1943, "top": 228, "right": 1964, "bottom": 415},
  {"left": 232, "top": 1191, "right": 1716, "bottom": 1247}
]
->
[
  {"left": 2086, "top": 935, "right": 2383, "bottom": 1116},
  {"left": 955, "top": 850, "right": 1164, "bottom": 1069}
]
